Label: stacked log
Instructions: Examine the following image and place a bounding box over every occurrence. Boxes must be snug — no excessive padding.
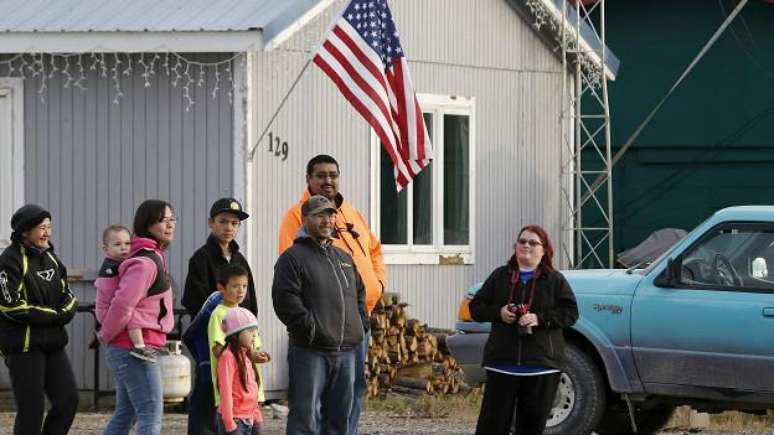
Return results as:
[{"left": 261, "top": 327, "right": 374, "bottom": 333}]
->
[{"left": 365, "top": 292, "right": 465, "bottom": 398}]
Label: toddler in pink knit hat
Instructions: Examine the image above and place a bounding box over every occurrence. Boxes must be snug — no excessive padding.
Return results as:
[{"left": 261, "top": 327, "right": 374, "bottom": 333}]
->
[{"left": 217, "top": 307, "right": 264, "bottom": 435}]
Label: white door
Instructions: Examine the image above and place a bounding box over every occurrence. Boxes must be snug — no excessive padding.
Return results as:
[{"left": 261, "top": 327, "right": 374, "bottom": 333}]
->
[{"left": 0, "top": 78, "right": 24, "bottom": 251}]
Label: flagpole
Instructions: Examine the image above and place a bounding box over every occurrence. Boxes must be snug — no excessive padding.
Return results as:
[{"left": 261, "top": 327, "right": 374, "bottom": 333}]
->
[
  {"left": 246, "top": 58, "right": 313, "bottom": 162},
  {"left": 246, "top": 0, "right": 349, "bottom": 162}
]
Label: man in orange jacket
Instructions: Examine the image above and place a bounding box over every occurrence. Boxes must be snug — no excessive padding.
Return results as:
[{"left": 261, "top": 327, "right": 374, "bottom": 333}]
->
[{"left": 278, "top": 154, "right": 386, "bottom": 435}]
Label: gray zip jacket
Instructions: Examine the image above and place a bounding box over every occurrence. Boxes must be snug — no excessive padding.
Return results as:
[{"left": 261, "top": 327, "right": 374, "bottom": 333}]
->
[{"left": 272, "top": 231, "right": 367, "bottom": 352}]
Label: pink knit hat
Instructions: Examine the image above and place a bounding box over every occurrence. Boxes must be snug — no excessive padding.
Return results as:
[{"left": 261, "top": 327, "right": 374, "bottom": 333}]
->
[{"left": 222, "top": 307, "right": 258, "bottom": 338}]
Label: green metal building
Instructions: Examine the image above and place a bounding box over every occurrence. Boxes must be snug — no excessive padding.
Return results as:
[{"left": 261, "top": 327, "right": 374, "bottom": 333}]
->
[{"left": 602, "top": 0, "right": 774, "bottom": 255}]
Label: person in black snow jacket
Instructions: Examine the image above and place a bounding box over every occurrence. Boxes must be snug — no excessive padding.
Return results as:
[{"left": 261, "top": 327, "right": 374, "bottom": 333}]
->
[
  {"left": 470, "top": 224, "right": 578, "bottom": 435},
  {"left": 272, "top": 195, "right": 367, "bottom": 435},
  {"left": 0, "top": 204, "right": 78, "bottom": 435}
]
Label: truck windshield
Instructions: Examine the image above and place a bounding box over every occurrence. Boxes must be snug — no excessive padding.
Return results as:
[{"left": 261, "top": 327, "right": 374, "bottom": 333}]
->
[
  {"left": 639, "top": 215, "right": 719, "bottom": 275},
  {"left": 639, "top": 240, "right": 682, "bottom": 275}
]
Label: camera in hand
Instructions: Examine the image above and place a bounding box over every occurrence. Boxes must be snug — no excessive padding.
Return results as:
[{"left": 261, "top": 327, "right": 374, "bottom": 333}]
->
[{"left": 507, "top": 303, "right": 533, "bottom": 336}]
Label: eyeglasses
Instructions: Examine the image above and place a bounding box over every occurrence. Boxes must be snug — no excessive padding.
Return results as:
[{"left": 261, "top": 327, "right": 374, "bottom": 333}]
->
[
  {"left": 313, "top": 171, "right": 339, "bottom": 181},
  {"left": 517, "top": 238, "right": 542, "bottom": 247},
  {"left": 159, "top": 217, "right": 178, "bottom": 226}
]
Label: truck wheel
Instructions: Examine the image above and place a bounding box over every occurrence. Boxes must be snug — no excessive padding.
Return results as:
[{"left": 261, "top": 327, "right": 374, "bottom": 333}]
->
[
  {"left": 596, "top": 403, "right": 675, "bottom": 435},
  {"left": 543, "top": 343, "right": 606, "bottom": 435}
]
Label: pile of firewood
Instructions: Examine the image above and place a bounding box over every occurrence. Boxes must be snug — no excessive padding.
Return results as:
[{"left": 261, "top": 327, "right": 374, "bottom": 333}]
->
[{"left": 365, "top": 292, "right": 467, "bottom": 398}]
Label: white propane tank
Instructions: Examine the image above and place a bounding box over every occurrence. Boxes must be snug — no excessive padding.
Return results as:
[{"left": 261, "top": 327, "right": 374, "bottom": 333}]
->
[{"left": 160, "top": 340, "right": 191, "bottom": 403}]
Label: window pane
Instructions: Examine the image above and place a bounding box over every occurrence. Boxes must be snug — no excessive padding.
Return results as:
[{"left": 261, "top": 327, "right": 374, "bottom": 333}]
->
[
  {"left": 443, "top": 114, "right": 470, "bottom": 245},
  {"left": 680, "top": 226, "right": 774, "bottom": 289},
  {"left": 380, "top": 146, "right": 407, "bottom": 244},
  {"left": 413, "top": 114, "right": 433, "bottom": 245}
]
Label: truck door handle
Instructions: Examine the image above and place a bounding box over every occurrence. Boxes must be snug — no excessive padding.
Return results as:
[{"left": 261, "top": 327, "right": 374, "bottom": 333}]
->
[{"left": 763, "top": 308, "right": 774, "bottom": 317}]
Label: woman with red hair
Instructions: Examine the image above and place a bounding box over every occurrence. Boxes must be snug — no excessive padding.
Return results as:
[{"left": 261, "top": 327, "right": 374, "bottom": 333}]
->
[{"left": 470, "top": 225, "right": 579, "bottom": 435}]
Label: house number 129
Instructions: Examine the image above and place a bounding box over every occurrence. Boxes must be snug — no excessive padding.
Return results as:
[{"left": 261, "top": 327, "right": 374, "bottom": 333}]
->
[{"left": 267, "top": 132, "right": 289, "bottom": 161}]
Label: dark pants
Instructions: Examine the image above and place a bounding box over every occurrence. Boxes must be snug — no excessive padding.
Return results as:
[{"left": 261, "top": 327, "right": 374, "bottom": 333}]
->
[
  {"left": 5, "top": 348, "right": 79, "bottom": 435},
  {"left": 286, "top": 344, "right": 356, "bottom": 435},
  {"left": 348, "top": 336, "right": 368, "bottom": 435},
  {"left": 188, "top": 378, "right": 217, "bottom": 435},
  {"left": 475, "top": 371, "right": 561, "bottom": 435}
]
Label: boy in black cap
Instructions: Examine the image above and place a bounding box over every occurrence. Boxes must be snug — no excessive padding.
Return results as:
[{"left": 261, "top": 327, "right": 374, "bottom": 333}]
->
[
  {"left": 183, "top": 198, "right": 256, "bottom": 316},
  {"left": 0, "top": 204, "right": 79, "bottom": 435},
  {"left": 183, "top": 198, "right": 258, "bottom": 435}
]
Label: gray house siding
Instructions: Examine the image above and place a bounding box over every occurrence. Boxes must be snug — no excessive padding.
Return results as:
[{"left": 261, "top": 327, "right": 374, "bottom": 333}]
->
[
  {"left": 1, "top": 0, "right": 572, "bottom": 396},
  {"left": 395, "top": 66, "right": 565, "bottom": 328},
  {"left": 0, "top": 53, "right": 237, "bottom": 390},
  {"left": 247, "top": 0, "right": 567, "bottom": 393},
  {"left": 20, "top": 53, "right": 236, "bottom": 284}
]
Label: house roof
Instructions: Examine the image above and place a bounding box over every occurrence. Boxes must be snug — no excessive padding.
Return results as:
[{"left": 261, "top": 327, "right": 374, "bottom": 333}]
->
[
  {"left": 0, "top": 0, "right": 619, "bottom": 79},
  {"left": 0, "top": 0, "right": 287, "bottom": 32},
  {"left": 507, "top": 0, "right": 619, "bottom": 80},
  {"left": 0, "top": 0, "right": 334, "bottom": 53}
]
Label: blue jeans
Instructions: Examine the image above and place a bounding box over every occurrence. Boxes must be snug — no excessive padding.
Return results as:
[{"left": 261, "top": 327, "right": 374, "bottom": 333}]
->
[
  {"left": 348, "top": 337, "right": 368, "bottom": 435},
  {"left": 216, "top": 414, "right": 255, "bottom": 435},
  {"left": 286, "top": 345, "right": 356, "bottom": 435},
  {"left": 103, "top": 345, "right": 163, "bottom": 435}
]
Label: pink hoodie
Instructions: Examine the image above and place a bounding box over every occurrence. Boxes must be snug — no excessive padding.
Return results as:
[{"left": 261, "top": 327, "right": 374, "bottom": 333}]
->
[
  {"left": 98, "top": 237, "right": 175, "bottom": 349},
  {"left": 95, "top": 256, "right": 123, "bottom": 325}
]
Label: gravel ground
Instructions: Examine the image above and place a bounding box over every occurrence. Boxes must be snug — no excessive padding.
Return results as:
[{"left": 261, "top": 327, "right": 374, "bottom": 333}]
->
[
  {"left": 0, "top": 411, "right": 474, "bottom": 435},
  {"left": 0, "top": 410, "right": 769, "bottom": 435}
]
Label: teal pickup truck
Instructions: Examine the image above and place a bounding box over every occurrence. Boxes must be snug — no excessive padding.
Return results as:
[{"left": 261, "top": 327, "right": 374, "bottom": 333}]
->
[{"left": 447, "top": 206, "right": 774, "bottom": 435}]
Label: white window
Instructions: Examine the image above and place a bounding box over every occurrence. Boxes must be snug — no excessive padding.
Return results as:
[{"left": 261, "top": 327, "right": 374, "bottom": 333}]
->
[
  {"left": 0, "top": 79, "right": 24, "bottom": 249},
  {"left": 370, "top": 94, "right": 475, "bottom": 265}
]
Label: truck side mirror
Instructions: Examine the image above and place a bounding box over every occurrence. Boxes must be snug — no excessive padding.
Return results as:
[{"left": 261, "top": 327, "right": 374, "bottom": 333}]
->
[
  {"left": 656, "top": 255, "right": 682, "bottom": 287},
  {"left": 668, "top": 256, "right": 683, "bottom": 285}
]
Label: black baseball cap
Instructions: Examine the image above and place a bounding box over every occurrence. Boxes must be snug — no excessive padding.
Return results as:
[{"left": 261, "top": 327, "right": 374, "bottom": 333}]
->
[{"left": 210, "top": 198, "right": 249, "bottom": 220}]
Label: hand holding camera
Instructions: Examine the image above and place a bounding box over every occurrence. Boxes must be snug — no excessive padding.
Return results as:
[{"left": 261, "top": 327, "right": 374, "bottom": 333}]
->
[
  {"left": 508, "top": 303, "right": 536, "bottom": 335},
  {"left": 500, "top": 304, "right": 517, "bottom": 324}
]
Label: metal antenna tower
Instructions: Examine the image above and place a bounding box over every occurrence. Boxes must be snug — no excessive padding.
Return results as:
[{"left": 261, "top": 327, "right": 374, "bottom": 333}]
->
[{"left": 558, "top": 0, "right": 614, "bottom": 269}]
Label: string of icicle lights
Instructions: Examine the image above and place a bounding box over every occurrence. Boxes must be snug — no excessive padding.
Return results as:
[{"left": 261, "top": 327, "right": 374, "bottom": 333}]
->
[{"left": 0, "top": 52, "right": 244, "bottom": 111}]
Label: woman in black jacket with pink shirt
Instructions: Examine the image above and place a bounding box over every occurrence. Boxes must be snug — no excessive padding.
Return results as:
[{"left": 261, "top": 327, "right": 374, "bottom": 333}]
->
[{"left": 470, "top": 224, "right": 578, "bottom": 435}]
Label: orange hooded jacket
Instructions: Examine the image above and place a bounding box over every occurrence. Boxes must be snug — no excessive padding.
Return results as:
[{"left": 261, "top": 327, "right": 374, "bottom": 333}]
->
[{"left": 278, "top": 189, "right": 387, "bottom": 314}]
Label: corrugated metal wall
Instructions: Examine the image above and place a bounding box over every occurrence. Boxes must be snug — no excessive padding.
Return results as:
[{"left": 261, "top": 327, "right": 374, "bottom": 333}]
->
[
  {"left": 0, "top": 53, "right": 236, "bottom": 390},
  {"left": 248, "top": 0, "right": 566, "bottom": 393}
]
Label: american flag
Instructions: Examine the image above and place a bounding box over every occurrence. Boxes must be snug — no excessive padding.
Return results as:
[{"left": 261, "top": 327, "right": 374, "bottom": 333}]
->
[{"left": 313, "top": 0, "right": 432, "bottom": 190}]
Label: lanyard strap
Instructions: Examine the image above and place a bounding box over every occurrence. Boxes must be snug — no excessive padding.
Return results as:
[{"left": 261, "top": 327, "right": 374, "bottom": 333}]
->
[{"left": 507, "top": 271, "right": 537, "bottom": 311}]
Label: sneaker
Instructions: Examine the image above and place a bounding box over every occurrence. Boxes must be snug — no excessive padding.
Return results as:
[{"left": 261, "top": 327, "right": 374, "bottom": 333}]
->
[{"left": 130, "top": 347, "right": 159, "bottom": 363}]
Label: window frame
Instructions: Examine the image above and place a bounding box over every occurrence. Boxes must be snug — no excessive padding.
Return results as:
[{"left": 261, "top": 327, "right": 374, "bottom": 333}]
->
[
  {"left": 0, "top": 78, "right": 25, "bottom": 250},
  {"left": 369, "top": 94, "right": 476, "bottom": 265},
  {"left": 665, "top": 222, "right": 774, "bottom": 294}
]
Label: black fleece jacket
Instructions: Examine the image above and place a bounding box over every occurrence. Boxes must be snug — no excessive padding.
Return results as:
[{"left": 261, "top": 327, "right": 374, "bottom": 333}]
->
[
  {"left": 272, "top": 234, "right": 367, "bottom": 352},
  {"left": 469, "top": 259, "right": 578, "bottom": 370},
  {"left": 182, "top": 234, "right": 258, "bottom": 317}
]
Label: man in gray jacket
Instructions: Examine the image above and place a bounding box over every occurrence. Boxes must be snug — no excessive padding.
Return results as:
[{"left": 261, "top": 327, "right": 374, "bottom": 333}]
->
[{"left": 272, "top": 195, "right": 368, "bottom": 435}]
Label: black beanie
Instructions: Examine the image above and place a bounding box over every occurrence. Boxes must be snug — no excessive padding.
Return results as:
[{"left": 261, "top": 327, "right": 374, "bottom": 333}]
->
[{"left": 10, "top": 204, "right": 51, "bottom": 241}]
